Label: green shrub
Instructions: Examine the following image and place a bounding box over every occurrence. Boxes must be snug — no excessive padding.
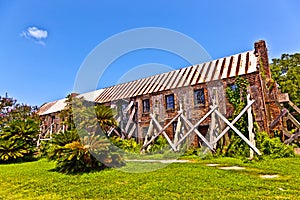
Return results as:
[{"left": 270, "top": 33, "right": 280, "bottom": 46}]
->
[
  {"left": 0, "top": 139, "right": 28, "bottom": 162},
  {"left": 184, "top": 146, "right": 200, "bottom": 156},
  {"left": 148, "top": 135, "right": 168, "bottom": 153},
  {"left": 51, "top": 130, "right": 80, "bottom": 146},
  {"left": 256, "top": 131, "right": 295, "bottom": 158},
  {"left": 54, "top": 141, "right": 104, "bottom": 174},
  {"left": 47, "top": 130, "right": 80, "bottom": 161},
  {"left": 36, "top": 140, "right": 51, "bottom": 158},
  {"left": 0, "top": 119, "right": 39, "bottom": 162},
  {"left": 184, "top": 146, "right": 214, "bottom": 159},
  {"left": 47, "top": 131, "right": 124, "bottom": 174},
  {"left": 225, "top": 134, "right": 250, "bottom": 158},
  {"left": 110, "top": 137, "right": 141, "bottom": 153}
]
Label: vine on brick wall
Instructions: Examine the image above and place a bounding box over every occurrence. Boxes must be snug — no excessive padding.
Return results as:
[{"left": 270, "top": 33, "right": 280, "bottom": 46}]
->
[
  {"left": 224, "top": 77, "right": 295, "bottom": 159},
  {"left": 224, "top": 77, "right": 250, "bottom": 157}
]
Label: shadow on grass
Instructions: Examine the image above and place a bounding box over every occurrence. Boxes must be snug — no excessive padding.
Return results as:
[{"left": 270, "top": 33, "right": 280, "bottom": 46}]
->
[{"left": 0, "top": 156, "right": 38, "bottom": 165}]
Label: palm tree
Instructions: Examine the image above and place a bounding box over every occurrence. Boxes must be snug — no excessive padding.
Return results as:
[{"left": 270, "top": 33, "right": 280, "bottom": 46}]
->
[
  {"left": 95, "top": 105, "right": 118, "bottom": 133},
  {"left": 75, "top": 104, "right": 117, "bottom": 135},
  {"left": 0, "top": 119, "right": 39, "bottom": 162}
]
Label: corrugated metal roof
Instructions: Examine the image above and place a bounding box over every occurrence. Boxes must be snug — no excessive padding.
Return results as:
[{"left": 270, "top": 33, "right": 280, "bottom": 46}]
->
[
  {"left": 40, "top": 98, "right": 67, "bottom": 115},
  {"left": 37, "top": 101, "right": 58, "bottom": 115},
  {"left": 77, "top": 89, "right": 104, "bottom": 102},
  {"left": 38, "top": 89, "right": 104, "bottom": 115},
  {"left": 38, "top": 50, "right": 258, "bottom": 115},
  {"left": 95, "top": 50, "right": 258, "bottom": 103}
]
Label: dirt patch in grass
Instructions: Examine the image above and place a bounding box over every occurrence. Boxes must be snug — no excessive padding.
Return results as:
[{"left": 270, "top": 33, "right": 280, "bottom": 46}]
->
[
  {"left": 219, "top": 166, "right": 246, "bottom": 170},
  {"left": 206, "top": 163, "right": 220, "bottom": 167},
  {"left": 260, "top": 174, "right": 279, "bottom": 179}
]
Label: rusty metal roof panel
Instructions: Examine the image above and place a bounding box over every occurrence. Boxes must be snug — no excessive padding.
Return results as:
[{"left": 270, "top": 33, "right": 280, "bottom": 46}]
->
[
  {"left": 183, "top": 64, "right": 197, "bottom": 87},
  {"left": 130, "top": 77, "right": 149, "bottom": 97},
  {"left": 228, "top": 56, "right": 236, "bottom": 78},
  {"left": 120, "top": 80, "right": 137, "bottom": 99},
  {"left": 105, "top": 84, "right": 125, "bottom": 102},
  {"left": 171, "top": 68, "right": 184, "bottom": 89},
  {"left": 144, "top": 74, "right": 164, "bottom": 95},
  {"left": 40, "top": 98, "right": 67, "bottom": 115},
  {"left": 38, "top": 101, "right": 58, "bottom": 115},
  {"left": 78, "top": 89, "right": 104, "bottom": 102},
  {"left": 238, "top": 53, "right": 246, "bottom": 75},
  {"left": 151, "top": 73, "right": 167, "bottom": 93},
  {"left": 177, "top": 67, "right": 190, "bottom": 88},
  {"left": 248, "top": 51, "right": 257, "bottom": 74},
  {"left": 149, "top": 72, "right": 166, "bottom": 93},
  {"left": 211, "top": 59, "right": 222, "bottom": 81},
  {"left": 196, "top": 63, "right": 206, "bottom": 84},
  {"left": 111, "top": 82, "right": 130, "bottom": 100},
  {"left": 139, "top": 75, "right": 155, "bottom": 95},
  {"left": 98, "top": 86, "right": 113, "bottom": 103},
  {"left": 157, "top": 70, "right": 173, "bottom": 91},
  {"left": 140, "top": 75, "right": 159, "bottom": 95},
  {"left": 165, "top": 70, "right": 180, "bottom": 90},
  {"left": 190, "top": 65, "right": 201, "bottom": 85},
  {"left": 93, "top": 50, "right": 258, "bottom": 103},
  {"left": 95, "top": 85, "right": 114, "bottom": 102},
  {"left": 220, "top": 57, "right": 230, "bottom": 79},
  {"left": 206, "top": 60, "right": 217, "bottom": 82}
]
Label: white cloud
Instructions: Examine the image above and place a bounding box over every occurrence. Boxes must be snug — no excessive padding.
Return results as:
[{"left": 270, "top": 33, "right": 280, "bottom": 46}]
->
[{"left": 21, "top": 26, "right": 48, "bottom": 45}]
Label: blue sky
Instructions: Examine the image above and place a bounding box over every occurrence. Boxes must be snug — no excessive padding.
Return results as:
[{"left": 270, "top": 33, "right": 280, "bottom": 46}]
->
[{"left": 0, "top": 0, "right": 299, "bottom": 106}]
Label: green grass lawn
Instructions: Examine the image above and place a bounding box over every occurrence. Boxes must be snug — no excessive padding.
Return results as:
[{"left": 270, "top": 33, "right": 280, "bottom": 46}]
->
[{"left": 0, "top": 157, "right": 300, "bottom": 199}]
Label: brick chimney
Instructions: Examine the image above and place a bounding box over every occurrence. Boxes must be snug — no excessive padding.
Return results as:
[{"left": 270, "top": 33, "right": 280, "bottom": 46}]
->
[
  {"left": 254, "top": 40, "right": 271, "bottom": 81},
  {"left": 254, "top": 40, "right": 282, "bottom": 136}
]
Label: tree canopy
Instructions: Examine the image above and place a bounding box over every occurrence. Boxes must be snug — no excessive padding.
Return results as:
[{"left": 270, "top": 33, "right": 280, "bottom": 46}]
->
[
  {"left": 270, "top": 53, "right": 300, "bottom": 107},
  {"left": 0, "top": 95, "right": 39, "bottom": 162}
]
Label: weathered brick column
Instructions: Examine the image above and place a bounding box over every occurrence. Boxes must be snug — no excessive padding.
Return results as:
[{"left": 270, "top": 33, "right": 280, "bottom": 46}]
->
[{"left": 254, "top": 40, "right": 282, "bottom": 136}]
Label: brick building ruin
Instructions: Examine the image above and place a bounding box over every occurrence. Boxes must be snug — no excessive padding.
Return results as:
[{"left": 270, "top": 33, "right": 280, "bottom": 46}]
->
[{"left": 38, "top": 40, "right": 289, "bottom": 149}]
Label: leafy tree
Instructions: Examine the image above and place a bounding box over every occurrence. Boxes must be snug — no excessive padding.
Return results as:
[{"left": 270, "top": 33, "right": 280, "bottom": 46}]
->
[
  {"left": 48, "top": 95, "right": 123, "bottom": 173},
  {"left": 74, "top": 102, "right": 118, "bottom": 134},
  {"left": 270, "top": 53, "right": 300, "bottom": 107},
  {"left": 0, "top": 95, "right": 39, "bottom": 162},
  {"left": 59, "top": 94, "right": 77, "bottom": 131}
]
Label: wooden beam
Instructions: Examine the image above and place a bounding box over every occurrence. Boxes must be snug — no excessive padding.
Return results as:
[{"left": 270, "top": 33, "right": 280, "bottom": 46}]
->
[
  {"left": 173, "top": 103, "right": 183, "bottom": 145},
  {"left": 124, "top": 101, "right": 134, "bottom": 113},
  {"left": 213, "top": 109, "right": 262, "bottom": 156},
  {"left": 247, "top": 94, "right": 255, "bottom": 159},
  {"left": 127, "top": 123, "right": 136, "bottom": 139},
  {"left": 211, "top": 100, "right": 255, "bottom": 144},
  {"left": 125, "top": 107, "right": 136, "bottom": 133},
  {"left": 141, "top": 112, "right": 182, "bottom": 150},
  {"left": 275, "top": 99, "right": 300, "bottom": 129},
  {"left": 143, "top": 117, "right": 154, "bottom": 146},
  {"left": 282, "top": 127, "right": 292, "bottom": 138},
  {"left": 173, "top": 114, "right": 182, "bottom": 145},
  {"left": 286, "top": 113, "right": 300, "bottom": 130},
  {"left": 113, "top": 129, "right": 121, "bottom": 137},
  {"left": 107, "top": 127, "right": 114, "bottom": 136},
  {"left": 179, "top": 114, "right": 216, "bottom": 152},
  {"left": 275, "top": 100, "right": 283, "bottom": 109},
  {"left": 284, "top": 130, "right": 300, "bottom": 144},
  {"left": 288, "top": 101, "right": 300, "bottom": 114},
  {"left": 209, "top": 103, "right": 217, "bottom": 147},
  {"left": 174, "top": 106, "right": 217, "bottom": 148},
  {"left": 269, "top": 108, "right": 288, "bottom": 129},
  {"left": 149, "top": 114, "right": 177, "bottom": 151}
]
